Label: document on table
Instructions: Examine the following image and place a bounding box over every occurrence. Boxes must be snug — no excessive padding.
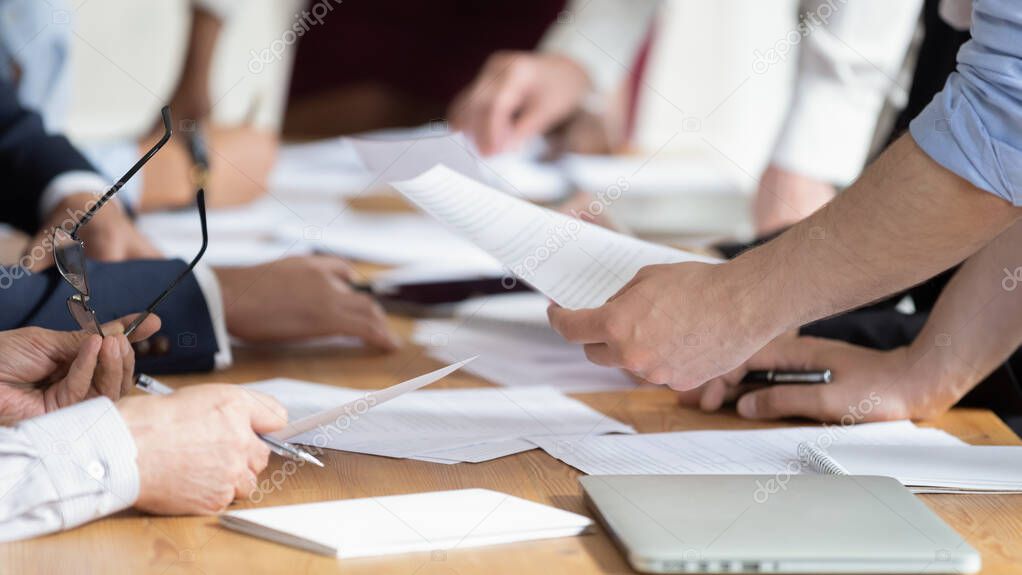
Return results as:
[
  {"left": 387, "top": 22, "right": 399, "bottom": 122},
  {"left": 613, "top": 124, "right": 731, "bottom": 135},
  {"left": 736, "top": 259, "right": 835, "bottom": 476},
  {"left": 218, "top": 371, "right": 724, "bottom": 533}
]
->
[
  {"left": 269, "top": 358, "right": 475, "bottom": 440},
  {"left": 221, "top": 488, "right": 593, "bottom": 558},
  {"left": 246, "top": 380, "right": 634, "bottom": 463},
  {"left": 528, "top": 421, "right": 966, "bottom": 476},
  {"left": 391, "top": 165, "right": 720, "bottom": 309},
  {"left": 413, "top": 316, "right": 635, "bottom": 393}
]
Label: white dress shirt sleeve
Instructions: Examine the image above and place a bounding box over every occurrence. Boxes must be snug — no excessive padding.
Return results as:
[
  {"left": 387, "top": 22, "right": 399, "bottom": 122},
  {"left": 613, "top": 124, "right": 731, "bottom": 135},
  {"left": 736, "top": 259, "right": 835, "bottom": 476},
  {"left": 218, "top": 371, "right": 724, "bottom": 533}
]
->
[
  {"left": 770, "top": 0, "right": 924, "bottom": 186},
  {"left": 191, "top": 263, "right": 233, "bottom": 369},
  {"left": 38, "top": 171, "right": 111, "bottom": 220},
  {"left": 539, "top": 0, "right": 660, "bottom": 97},
  {"left": 0, "top": 398, "right": 140, "bottom": 543}
]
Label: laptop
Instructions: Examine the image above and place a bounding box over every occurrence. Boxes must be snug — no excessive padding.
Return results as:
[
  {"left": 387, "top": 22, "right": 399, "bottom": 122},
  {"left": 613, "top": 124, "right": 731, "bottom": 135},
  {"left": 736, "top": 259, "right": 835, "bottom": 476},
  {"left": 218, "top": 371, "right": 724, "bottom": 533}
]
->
[{"left": 580, "top": 475, "right": 980, "bottom": 574}]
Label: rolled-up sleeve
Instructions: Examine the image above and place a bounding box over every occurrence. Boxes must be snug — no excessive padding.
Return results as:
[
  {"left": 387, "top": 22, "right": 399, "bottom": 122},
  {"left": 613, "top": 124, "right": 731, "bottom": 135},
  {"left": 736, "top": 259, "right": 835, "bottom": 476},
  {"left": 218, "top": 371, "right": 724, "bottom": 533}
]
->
[
  {"left": 910, "top": 0, "right": 1022, "bottom": 205},
  {"left": 0, "top": 398, "right": 140, "bottom": 542}
]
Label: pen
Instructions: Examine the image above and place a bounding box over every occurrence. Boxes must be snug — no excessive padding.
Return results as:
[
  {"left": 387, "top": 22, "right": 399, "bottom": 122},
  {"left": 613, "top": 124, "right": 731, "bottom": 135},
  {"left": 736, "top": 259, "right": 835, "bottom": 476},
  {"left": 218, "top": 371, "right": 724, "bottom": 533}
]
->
[
  {"left": 740, "top": 370, "right": 832, "bottom": 385},
  {"left": 184, "top": 123, "right": 210, "bottom": 189},
  {"left": 134, "top": 373, "right": 325, "bottom": 467}
]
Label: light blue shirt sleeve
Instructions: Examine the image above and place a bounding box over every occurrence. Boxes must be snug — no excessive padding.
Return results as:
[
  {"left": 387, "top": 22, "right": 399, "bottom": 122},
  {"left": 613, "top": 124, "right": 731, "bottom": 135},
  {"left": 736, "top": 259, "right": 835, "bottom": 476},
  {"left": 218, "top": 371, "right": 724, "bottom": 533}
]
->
[{"left": 910, "top": 0, "right": 1022, "bottom": 205}]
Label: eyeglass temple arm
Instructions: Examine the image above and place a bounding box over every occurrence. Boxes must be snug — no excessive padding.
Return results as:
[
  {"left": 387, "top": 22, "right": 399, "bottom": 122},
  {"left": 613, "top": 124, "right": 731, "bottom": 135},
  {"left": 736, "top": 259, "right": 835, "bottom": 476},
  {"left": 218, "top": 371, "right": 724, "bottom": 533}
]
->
[
  {"left": 124, "top": 189, "right": 208, "bottom": 338},
  {"left": 73, "top": 107, "right": 173, "bottom": 237}
]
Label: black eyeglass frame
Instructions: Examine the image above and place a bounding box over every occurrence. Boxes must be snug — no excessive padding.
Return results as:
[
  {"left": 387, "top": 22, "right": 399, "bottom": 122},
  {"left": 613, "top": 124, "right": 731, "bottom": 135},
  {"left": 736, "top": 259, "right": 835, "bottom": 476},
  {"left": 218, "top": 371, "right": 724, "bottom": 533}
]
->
[{"left": 52, "top": 106, "right": 209, "bottom": 337}]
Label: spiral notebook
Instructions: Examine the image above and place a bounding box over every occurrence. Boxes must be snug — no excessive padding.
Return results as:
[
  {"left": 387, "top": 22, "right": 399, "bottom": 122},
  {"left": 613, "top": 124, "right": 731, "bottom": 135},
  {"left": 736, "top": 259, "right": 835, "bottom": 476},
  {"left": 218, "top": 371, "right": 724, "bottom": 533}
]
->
[{"left": 798, "top": 443, "right": 1022, "bottom": 494}]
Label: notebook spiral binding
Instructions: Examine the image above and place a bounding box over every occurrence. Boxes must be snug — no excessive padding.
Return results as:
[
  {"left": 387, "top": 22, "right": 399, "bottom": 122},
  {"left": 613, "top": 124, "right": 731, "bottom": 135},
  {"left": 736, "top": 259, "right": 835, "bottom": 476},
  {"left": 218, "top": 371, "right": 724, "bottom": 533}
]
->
[{"left": 797, "top": 442, "right": 850, "bottom": 476}]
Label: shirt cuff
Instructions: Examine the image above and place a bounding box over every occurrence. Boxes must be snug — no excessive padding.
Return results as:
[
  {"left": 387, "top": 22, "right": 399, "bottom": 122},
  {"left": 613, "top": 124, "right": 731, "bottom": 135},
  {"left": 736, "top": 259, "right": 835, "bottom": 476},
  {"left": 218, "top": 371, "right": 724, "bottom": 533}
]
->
[
  {"left": 770, "top": 79, "right": 885, "bottom": 186},
  {"left": 18, "top": 398, "right": 140, "bottom": 531},
  {"left": 191, "top": 262, "right": 233, "bottom": 369},
  {"left": 38, "top": 171, "right": 111, "bottom": 220},
  {"left": 909, "top": 74, "right": 1022, "bottom": 206}
]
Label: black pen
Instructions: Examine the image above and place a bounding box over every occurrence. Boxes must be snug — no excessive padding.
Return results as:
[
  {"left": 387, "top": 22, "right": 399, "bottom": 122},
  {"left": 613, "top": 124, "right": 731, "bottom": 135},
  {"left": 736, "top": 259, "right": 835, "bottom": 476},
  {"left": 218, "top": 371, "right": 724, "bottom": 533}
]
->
[{"left": 740, "top": 370, "right": 832, "bottom": 385}]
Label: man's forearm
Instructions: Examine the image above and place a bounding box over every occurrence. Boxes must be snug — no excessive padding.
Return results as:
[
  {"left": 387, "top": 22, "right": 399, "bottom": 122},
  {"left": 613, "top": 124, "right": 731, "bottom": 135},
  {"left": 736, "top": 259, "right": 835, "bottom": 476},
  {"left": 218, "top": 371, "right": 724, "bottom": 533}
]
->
[
  {"left": 907, "top": 220, "right": 1022, "bottom": 404},
  {"left": 733, "top": 135, "right": 1021, "bottom": 338}
]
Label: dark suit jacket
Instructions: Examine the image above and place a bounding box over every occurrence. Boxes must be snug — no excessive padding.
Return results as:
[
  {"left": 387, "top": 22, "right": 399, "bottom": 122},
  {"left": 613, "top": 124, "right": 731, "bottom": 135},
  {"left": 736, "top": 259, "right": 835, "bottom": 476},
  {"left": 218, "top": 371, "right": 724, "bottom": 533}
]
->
[{"left": 0, "top": 78, "right": 220, "bottom": 373}]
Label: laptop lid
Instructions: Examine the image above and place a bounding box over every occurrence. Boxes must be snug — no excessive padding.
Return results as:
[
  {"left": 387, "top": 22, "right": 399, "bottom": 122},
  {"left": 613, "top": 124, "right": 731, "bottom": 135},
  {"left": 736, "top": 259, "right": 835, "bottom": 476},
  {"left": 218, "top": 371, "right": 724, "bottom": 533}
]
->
[{"left": 580, "top": 475, "right": 980, "bottom": 574}]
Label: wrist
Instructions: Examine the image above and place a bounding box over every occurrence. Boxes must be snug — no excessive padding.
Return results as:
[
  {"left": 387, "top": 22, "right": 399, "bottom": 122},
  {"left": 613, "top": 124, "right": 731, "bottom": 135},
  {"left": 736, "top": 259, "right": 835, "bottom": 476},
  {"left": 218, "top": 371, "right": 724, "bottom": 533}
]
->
[
  {"left": 723, "top": 252, "right": 792, "bottom": 345},
  {"left": 903, "top": 337, "right": 979, "bottom": 414}
]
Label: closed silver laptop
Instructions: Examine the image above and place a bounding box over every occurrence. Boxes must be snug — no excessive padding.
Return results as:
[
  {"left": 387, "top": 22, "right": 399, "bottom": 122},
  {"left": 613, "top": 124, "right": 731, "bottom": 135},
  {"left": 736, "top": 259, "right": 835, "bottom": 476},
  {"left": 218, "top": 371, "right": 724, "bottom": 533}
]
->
[{"left": 580, "top": 475, "right": 980, "bottom": 574}]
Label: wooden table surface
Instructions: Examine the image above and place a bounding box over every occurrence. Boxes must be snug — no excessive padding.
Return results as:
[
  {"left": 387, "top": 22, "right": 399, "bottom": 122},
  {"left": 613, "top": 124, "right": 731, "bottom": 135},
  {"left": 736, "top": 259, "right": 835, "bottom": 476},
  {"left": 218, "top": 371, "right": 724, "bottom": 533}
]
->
[{"left": 2, "top": 313, "right": 1021, "bottom": 575}]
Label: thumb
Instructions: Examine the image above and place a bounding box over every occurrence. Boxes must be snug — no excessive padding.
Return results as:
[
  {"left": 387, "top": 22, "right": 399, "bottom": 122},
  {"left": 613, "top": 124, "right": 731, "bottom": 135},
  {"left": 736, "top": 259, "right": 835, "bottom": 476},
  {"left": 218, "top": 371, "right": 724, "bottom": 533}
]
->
[
  {"left": 736, "top": 384, "right": 831, "bottom": 421},
  {"left": 33, "top": 327, "right": 96, "bottom": 363}
]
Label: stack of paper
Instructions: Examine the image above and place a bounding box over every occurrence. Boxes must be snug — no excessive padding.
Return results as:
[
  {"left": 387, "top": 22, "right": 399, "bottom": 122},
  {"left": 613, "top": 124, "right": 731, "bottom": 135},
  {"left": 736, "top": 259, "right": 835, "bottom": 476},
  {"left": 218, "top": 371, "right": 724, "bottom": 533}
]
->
[
  {"left": 413, "top": 314, "right": 635, "bottom": 393},
  {"left": 528, "top": 421, "right": 966, "bottom": 475},
  {"left": 221, "top": 488, "right": 592, "bottom": 557},
  {"left": 247, "top": 379, "right": 634, "bottom": 464},
  {"left": 391, "top": 165, "right": 720, "bottom": 309}
]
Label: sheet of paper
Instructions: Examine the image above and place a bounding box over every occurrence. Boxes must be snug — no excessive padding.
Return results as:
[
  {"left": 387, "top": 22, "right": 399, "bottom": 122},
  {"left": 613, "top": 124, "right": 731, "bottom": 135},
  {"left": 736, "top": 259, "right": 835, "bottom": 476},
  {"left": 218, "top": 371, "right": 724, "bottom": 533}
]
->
[
  {"left": 279, "top": 211, "right": 500, "bottom": 267},
  {"left": 413, "top": 317, "right": 635, "bottom": 393},
  {"left": 246, "top": 380, "right": 634, "bottom": 462},
  {"left": 221, "top": 488, "right": 592, "bottom": 558},
  {"left": 391, "top": 165, "right": 720, "bottom": 309},
  {"left": 268, "top": 358, "right": 475, "bottom": 440},
  {"left": 352, "top": 132, "right": 485, "bottom": 183},
  {"left": 529, "top": 421, "right": 966, "bottom": 476}
]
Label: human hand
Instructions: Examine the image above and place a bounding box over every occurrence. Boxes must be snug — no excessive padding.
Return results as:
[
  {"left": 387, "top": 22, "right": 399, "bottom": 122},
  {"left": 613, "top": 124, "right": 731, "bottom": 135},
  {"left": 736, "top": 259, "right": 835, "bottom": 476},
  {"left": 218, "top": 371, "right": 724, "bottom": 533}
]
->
[
  {"left": 449, "top": 52, "right": 591, "bottom": 155},
  {"left": 753, "top": 164, "right": 836, "bottom": 235},
  {"left": 677, "top": 336, "right": 957, "bottom": 422},
  {"left": 0, "top": 314, "right": 161, "bottom": 422},
  {"left": 548, "top": 261, "right": 779, "bottom": 391},
  {"left": 27, "top": 193, "right": 162, "bottom": 272},
  {"left": 215, "top": 255, "right": 401, "bottom": 350},
  {"left": 118, "top": 384, "right": 287, "bottom": 515}
]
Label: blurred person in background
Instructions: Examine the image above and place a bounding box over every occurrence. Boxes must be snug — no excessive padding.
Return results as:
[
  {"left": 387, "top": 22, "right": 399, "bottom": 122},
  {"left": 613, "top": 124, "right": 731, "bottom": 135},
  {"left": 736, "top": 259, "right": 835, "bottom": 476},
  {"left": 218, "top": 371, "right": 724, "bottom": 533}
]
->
[
  {"left": 0, "top": 0, "right": 276, "bottom": 212},
  {"left": 451, "top": 0, "right": 922, "bottom": 234}
]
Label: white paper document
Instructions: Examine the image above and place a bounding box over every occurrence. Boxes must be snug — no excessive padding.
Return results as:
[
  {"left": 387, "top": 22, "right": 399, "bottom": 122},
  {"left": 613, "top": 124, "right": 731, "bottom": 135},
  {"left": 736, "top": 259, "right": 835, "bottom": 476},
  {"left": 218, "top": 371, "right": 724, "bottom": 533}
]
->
[
  {"left": 391, "top": 165, "right": 720, "bottom": 309},
  {"left": 221, "top": 488, "right": 592, "bottom": 558},
  {"left": 247, "top": 379, "right": 634, "bottom": 463},
  {"left": 529, "top": 421, "right": 966, "bottom": 476},
  {"left": 268, "top": 357, "right": 476, "bottom": 440},
  {"left": 413, "top": 316, "right": 635, "bottom": 393}
]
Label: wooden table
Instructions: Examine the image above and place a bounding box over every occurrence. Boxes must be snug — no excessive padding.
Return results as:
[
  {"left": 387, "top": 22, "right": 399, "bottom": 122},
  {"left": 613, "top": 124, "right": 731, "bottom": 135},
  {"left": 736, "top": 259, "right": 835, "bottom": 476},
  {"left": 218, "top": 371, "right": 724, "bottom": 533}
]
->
[{"left": 2, "top": 314, "right": 1021, "bottom": 575}]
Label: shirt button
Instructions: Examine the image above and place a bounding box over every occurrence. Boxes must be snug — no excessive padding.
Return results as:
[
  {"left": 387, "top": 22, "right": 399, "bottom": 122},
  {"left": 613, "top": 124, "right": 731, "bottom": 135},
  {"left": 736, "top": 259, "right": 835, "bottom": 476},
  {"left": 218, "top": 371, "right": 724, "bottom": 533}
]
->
[{"left": 87, "top": 460, "right": 107, "bottom": 481}]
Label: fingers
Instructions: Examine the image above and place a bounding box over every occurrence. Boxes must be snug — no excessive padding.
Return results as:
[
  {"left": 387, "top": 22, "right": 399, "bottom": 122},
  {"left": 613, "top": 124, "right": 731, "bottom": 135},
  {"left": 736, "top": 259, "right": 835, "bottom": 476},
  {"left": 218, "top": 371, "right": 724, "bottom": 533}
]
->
[
  {"left": 548, "top": 304, "right": 610, "bottom": 344},
  {"left": 233, "top": 469, "right": 259, "bottom": 501},
  {"left": 46, "top": 335, "right": 102, "bottom": 411},
  {"left": 736, "top": 384, "right": 831, "bottom": 421},
  {"left": 91, "top": 335, "right": 126, "bottom": 400},
  {"left": 120, "top": 336, "right": 135, "bottom": 398},
  {"left": 332, "top": 292, "right": 402, "bottom": 350},
  {"left": 107, "top": 313, "right": 162, "bottom": 342},
  {"left": 240, "top": 390, "right": 289, "bottom": 435}
]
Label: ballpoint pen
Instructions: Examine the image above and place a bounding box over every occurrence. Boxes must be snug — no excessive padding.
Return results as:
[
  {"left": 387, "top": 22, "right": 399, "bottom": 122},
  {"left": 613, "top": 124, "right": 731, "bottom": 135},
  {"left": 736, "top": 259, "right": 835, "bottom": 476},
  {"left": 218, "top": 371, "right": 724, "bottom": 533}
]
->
[
  {"left": 134, "top": 373, "right": 324, "bottom": 467},
  {"left": 739, "top": 370, "right": 832, "bottom": 385}
]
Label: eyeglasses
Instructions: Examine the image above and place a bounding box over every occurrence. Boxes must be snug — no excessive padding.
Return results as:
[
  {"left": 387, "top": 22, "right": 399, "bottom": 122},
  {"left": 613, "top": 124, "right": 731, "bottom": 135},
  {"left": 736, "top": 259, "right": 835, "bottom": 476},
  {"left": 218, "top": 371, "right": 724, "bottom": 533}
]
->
[{"left": 52, "top": 106, "right": 209, "bottom": 337}]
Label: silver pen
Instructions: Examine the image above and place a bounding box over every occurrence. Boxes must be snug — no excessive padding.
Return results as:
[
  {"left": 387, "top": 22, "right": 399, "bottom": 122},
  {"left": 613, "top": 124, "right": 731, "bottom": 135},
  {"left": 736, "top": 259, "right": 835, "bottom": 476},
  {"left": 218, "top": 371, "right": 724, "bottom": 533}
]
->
[{"left": 134, "top": 374, "right": 325, "bottom": 468}]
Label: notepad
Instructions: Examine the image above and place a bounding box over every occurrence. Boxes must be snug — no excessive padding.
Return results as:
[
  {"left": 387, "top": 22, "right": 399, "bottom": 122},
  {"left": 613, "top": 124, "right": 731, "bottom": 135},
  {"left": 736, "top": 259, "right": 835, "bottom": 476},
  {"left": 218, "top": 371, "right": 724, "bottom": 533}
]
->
[
  {"left": 798, "top": 444, "right": 1022, "bottom": 493},
  {"left": 220, "top": 489, "right": 593, "bottom": 557},
  {"left": 391, "top": 165, "right": 720, "bottom": 309}
]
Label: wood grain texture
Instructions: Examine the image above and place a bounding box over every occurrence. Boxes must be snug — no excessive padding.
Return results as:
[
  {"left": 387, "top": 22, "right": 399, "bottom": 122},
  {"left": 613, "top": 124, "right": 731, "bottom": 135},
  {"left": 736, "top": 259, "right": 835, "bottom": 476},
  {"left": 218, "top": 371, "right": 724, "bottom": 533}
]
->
[{"left": 1, "top": 316, "right": 1019, "bottom": 574}]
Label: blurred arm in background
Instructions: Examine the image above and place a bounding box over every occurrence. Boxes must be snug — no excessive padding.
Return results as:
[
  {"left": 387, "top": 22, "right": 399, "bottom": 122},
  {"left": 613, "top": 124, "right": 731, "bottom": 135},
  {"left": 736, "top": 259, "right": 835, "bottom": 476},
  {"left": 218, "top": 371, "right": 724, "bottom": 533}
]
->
[
  {"left": 138, "top": 0, "right": 278, "bottom": 211},
  {"left": 754, "top": 0, "right": 923, "bottom": 234},
  {"left": 449, "top": 0, "right": 659, "bottom": 156}
]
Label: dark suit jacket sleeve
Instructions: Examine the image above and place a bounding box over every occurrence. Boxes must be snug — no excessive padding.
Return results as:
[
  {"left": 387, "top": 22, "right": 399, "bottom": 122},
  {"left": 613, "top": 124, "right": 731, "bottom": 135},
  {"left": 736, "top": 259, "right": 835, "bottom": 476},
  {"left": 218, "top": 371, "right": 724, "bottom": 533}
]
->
[
  {"left": 0, "top": 260, "right": 219, "bottom": 374},
  {"left": 0, "top": 79, "right": 96, "bottom": 235}
]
